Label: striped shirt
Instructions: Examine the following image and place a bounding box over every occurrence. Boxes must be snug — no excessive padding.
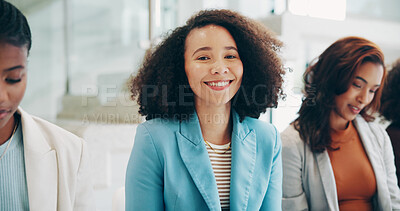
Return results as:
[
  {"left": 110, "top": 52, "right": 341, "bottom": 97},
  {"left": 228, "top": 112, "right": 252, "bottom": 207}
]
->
[{"left": 205, "top": 141, "right": 231, "bottom": 210}]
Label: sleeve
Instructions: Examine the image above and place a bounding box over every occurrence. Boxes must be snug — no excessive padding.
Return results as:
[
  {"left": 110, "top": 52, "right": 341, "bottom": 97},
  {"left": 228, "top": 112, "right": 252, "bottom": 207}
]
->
[
  {"left": 74, "top": 139, "right": 96, "bottom": 211},
  {"left": 281, "top": 130, "right": 309, "bottom": 211},
  {"left": 260, "top": 126, "right": 283, "bottom": 211},
  {"left": 380, "top": 127, "right": 400, "bottom": 210},
  {"left": 125, "top": 124, "right": 164, "bottom": 210}
]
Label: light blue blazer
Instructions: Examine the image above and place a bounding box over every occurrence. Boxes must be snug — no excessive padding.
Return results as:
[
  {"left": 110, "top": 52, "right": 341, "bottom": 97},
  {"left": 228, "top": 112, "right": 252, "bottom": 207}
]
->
[{"left": 125, "top": 111, "right": 282, "bottom": 210}]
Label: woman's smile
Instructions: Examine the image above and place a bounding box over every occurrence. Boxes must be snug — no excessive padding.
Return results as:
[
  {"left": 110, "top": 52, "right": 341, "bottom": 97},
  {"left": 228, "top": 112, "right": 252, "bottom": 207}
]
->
[
  {"left": 204, "top": 80, "right": 233, "bottom": 91},
  {"left": 348, "top": 104, "right": 362, "bottom": 115}
]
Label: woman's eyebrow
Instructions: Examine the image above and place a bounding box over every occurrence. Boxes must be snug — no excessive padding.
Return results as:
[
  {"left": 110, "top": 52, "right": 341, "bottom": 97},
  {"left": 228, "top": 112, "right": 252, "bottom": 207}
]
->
[
  {"left": 4, "top": 65, "right": 24, "bottom": 72},
  {"left": 355, "top": 76, "right": 381, "bottom": 87},
  {"left": 355, "top": 76, "right": 368, "bottom": 84},
  {"left": 225, "top": 46, "right": 238, "bottom": 51},
  {"left": 192, "top": 46, "right": 238, "bottom": 57},
  {"left": 192, "top": 47, "right": 211, "bottom": 56}
]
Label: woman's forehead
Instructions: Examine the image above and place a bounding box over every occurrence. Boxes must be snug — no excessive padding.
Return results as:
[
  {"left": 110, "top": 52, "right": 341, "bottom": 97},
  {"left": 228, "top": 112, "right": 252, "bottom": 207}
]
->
[{"left": 185, "top": 25, "right": 236, "bottom": 51}]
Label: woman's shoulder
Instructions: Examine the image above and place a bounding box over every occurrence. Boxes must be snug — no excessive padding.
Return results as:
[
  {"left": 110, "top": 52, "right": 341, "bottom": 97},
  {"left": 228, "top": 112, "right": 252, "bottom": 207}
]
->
[
  {"left": 18, "top": 108, "right": 86, "bottom": 158},
  {"left": 136, "top": 117, "right": 181, "bottom": 144},
  {"left": 139, "top": 117, "right": 180, "bottom": 132},
  {"left": 240, "top": 117, "right": 283, "bottom": 153},
  {"left": 354, "top": 116, "right": 389, "bottom": 148},
  {"left": 280, "top": 124, "right": 309, "bottom": 162},
  {"left": 19, "top": 109, "right": 83, "bottom": 142},
  {"left": 354, "top": 116, "right": 388, "bottom": 139},
  {"left": 242, "top": 117, "right": 278, "bottom": 138},
  {"left": 280, "top": 124, "right": 304, "bottom": 147}
]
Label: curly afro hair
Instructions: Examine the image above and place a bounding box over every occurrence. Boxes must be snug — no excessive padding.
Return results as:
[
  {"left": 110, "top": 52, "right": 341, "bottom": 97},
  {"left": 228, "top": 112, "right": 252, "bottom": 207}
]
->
[
  {"left": 380, "top": 59, "right": 400, "bottom": 125},
  {"left": 130, "top": 9, "right": 285, "bottom": 121}
]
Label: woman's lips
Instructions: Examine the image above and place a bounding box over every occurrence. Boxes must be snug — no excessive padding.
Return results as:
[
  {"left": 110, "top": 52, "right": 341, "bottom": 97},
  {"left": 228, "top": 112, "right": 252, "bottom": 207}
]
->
[
  {"left": 348, "top": 105, "right": 361, "bottom": 114},
  {"left": 0, "top": 109, "right": 11, "bottom": 119},
  {"left": 204, "top": 80, "right": 232, "bottom": 91}
]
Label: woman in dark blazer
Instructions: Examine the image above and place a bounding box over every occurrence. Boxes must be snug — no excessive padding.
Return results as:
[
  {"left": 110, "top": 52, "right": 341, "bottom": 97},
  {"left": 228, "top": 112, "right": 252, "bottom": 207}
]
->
[{"left": 125, "top": 9, "right": 285, "bottom": 210}]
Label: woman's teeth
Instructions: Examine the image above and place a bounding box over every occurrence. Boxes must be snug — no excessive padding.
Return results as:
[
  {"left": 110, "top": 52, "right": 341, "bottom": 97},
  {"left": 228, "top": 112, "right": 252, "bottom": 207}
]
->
[
  {"left": 207, "top": 81, "right": 229, "bottom": 87},
  {"left": 350, "top": 105, "right": 360, "bottom": 111}
]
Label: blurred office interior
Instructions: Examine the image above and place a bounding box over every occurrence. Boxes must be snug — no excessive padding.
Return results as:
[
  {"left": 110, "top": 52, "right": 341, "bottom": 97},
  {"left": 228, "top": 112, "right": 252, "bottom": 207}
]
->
[{"left": 8, "top": 0, "right": 400, "bottom": 210}]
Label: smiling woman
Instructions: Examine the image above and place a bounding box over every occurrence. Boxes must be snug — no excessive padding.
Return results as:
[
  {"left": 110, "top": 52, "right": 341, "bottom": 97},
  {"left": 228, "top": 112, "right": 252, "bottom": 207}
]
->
[
  {"left": 331, "top": 62, "right": 384, "bottom": 130},
  {"left": 281, "top": 36, "right": 400, "bottom": 211},
  {"left": 126, "top": 9, "right": 285, "bottom": 211}
]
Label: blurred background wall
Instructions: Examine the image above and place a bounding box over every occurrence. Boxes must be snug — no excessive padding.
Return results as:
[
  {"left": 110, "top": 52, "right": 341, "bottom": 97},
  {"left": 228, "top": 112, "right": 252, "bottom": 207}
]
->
[{"left": 8, "top": 0, "right": 400, "bottom": 210}]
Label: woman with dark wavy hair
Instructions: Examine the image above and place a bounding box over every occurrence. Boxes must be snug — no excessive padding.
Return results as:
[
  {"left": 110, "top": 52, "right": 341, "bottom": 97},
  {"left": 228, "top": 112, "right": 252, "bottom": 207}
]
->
[
  {"left": 380, "top": 59, "right": 400, "bottom": 188},
  {"left": 281, "top": 36, "right": 400, "bottom": 211},
  {"left": 125, "top": 9, "right": 285, "bottom": 210}
]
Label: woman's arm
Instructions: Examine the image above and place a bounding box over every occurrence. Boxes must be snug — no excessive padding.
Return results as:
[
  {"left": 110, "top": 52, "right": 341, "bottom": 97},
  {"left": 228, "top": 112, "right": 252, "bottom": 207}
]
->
[
  {"left": 125, "top": 124, "right": 164, "bottom": 210},
  {"left": 281, "top": 129, "right": 309, "bottom": 211}
]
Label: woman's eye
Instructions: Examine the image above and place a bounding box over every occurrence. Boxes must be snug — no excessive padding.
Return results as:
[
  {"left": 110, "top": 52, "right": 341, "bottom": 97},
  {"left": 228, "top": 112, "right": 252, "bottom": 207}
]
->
[
  {"left": 5, "top": 78, "right": 21, "bottom": 84},
  {"left": 197, "top": 56, "right": 209, "bottom": 61},
  {"left": 352, "top": 83, "right": 361, "bottom": 88},
  {"left": 369, "top": 89, "right": 377, "bottom": 93},
  {"left": 225, "top": 55, "right": 236, "bottom": 59}
]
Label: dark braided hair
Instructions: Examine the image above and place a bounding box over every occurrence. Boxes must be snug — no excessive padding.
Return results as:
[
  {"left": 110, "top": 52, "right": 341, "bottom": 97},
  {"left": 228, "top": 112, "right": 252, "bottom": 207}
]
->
[{"left": 0, "top": 0, "right": 32, "bottom": 51}]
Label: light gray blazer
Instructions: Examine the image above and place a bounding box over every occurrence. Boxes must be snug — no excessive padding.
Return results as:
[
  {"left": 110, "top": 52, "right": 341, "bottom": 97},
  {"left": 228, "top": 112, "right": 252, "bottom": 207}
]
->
[{"left": 281, "top": 115, "right": 400, "bottom": 211}]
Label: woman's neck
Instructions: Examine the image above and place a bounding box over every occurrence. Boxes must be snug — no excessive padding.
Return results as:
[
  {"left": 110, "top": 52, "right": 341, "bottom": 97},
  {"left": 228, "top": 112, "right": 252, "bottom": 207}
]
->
[
  {"left": 195, "top": 102, "right": 232, "bottom": 145},
  {"left": 329, "top": 111, "right": 350, "bottom": 131},
  {"left": 0, "top": 115, "right": 16, "bottom": 145}
]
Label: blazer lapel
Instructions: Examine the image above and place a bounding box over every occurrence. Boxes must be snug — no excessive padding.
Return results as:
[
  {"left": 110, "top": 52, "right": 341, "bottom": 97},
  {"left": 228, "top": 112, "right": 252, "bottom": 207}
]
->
[
  {"left": 353, "top": 117, "right": 391, "bottom": 210},
  {"left": 230, "top": 112, "right": 256, "bottom": 210},
  {"left": 19, "top": 108, "right": 58, "bottom": 211},
  {"left": 314, "top": 151, "right": 340, "bottom": 211},
  {"left": 176, "top": 112, "right": 221, "bottom": 211}
]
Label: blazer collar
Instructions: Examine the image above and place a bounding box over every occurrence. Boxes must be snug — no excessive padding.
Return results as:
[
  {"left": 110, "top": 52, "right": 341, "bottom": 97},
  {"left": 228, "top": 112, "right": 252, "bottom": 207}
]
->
[
  {"left": 353, "top": 116, "right": 391, "bottom": 210},
  {"left": 176, "top": 111, "right": 220, "bottom": 210},
  {"left": 177, "top": 110, "right": 256, "bottom": 210},
  {"left": 230, "top": 111, "right": 256, "bottom": 209},
  {"left": 314, "top": 150, "right": 339, "bottom": 211},
  {"left": 18, "top": 107, "right": 58, "bottom": 211}
]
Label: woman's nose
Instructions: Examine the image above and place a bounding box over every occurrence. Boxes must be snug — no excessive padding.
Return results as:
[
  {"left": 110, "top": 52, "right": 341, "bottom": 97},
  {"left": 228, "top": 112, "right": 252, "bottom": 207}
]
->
[
  {"left": 357, "top": 89, "right": 371, "bottom": 105},
  {"left": 210, "top": 60, "right": 229, "bottom": 74},
  {"left": 0, "top": 82, "right": 8, "bottom": 104}
]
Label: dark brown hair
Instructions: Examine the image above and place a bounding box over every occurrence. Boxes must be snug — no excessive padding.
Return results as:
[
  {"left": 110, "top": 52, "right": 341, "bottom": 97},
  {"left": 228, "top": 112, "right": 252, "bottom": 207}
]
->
[
  {"left": 130, "top": 9, "right": 285, "bottom": 121},
  {"left": 294, "top": 36, "right": 386, "bottom": 152},
  {"left": 380, "top": 59, "right": 400, "bottom": 126}
]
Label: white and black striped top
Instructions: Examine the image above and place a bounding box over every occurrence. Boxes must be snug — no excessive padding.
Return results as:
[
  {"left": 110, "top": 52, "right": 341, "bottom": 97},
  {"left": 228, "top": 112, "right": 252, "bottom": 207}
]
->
[{"left": 205, "top": 141, "right": 231, "bottom": 210}]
